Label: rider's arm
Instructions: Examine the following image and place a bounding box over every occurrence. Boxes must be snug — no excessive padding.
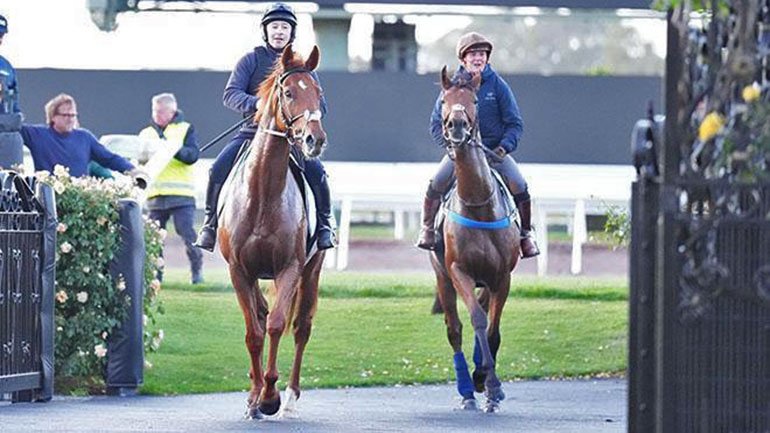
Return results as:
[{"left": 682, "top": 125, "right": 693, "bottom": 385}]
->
[
  {"left": 173, "top": 124, "right": 200, "bottom": 165},
  {"left": 429, "top": 93, "right": 445, "bottom": 147},
  {"left": 223, "top": 53, "right": 259, "bottom": 115},
  {"left": 496, "top": 78, "right": 523, "bottom": 154}
]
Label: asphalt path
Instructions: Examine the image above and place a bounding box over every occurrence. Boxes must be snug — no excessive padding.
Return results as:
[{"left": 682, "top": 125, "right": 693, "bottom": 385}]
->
[{"left": 1, "top": 379, "right": 626, "bottom": 433}]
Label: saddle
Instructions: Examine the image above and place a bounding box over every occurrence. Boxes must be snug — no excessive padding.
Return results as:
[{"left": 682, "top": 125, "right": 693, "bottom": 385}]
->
[{"left": 218, "top": 139, "right": 320, "bottom": 266}]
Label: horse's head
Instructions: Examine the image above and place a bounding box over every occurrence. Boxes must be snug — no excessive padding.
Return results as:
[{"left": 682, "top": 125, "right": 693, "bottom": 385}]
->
[
  {"left": 440, "top": 66, "right": 481, "bottom": 150},
  {"left": 272, "top": 44, "right": 327, "bottom": 158}
]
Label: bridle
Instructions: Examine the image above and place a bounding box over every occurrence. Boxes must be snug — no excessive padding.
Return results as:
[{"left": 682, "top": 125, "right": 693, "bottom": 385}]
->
[
  {"left": 261, "top": 67, "right": 323, "bottom": 147},
  {"left": 441, "top": 89, "right": 485, "bottom": 161}
]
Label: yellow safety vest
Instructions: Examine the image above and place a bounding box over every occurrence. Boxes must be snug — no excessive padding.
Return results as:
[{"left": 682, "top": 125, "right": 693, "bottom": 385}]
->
[{"left": 139, "top": 122, "right": 195, "bottom": 199}]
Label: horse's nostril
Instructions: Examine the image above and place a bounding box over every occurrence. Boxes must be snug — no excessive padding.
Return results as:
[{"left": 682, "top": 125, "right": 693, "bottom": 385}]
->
[{"left": 305, "top": 134, "right": 315, "bottom": 147}]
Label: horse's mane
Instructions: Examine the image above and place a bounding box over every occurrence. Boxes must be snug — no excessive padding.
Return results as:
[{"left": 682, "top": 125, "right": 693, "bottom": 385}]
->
[
  {"left": 450, "top": 69, "right": 477, "bottom": 91},
  {"left": 256, "top": 51, "right": 308, "bottom": 107}
]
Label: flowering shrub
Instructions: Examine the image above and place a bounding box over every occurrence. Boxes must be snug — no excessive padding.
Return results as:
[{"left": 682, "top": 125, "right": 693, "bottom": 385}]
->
[{"left": 38, "top": 166, "right": 165, "bottom": 381}]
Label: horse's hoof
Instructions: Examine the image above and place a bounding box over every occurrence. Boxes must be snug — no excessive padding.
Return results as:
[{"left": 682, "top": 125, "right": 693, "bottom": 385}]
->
[
  {"left": 245, "top": 406, "right": 264, "bottom": 420},
  {"left": 484, "top": 387, "right": 505, "bottom": 403},
  {"left": 472, "top": 369, "right": 486, "bottom": 393},
  {"left": 456, "top": 397, "right": 478, "bottom": 411},
  {"left": 259, "top": 397, "right": 282, "bottom": 416},
  {"left": 483, "top": 399, "right": 501, "bottom": 413}
]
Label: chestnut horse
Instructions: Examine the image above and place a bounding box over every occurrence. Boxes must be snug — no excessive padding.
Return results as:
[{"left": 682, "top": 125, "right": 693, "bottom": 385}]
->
[
  {"left": 218, "top": 45, "right": 327, "bottom": 419},
  {"left": 430, "top": 67, "right": 521, "bottom": 412}
]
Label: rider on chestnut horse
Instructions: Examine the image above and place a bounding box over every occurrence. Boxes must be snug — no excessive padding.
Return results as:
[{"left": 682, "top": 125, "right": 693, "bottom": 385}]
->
[{"left": 416, "top": 32, "right": 540, "bottom": 259}]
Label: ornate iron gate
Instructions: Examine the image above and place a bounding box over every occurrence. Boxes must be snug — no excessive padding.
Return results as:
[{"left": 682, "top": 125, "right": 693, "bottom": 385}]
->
[
  {"left": 629, "top": 2, "right": 770, "bottom": 432},
  {"left": 0, "top": 172, "right": 55, "bottom": 402}
]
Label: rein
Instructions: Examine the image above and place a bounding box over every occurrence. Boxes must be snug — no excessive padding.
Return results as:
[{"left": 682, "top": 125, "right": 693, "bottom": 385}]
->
[{"left": 260, "top": 67, "right": 322, "bottom": 145}]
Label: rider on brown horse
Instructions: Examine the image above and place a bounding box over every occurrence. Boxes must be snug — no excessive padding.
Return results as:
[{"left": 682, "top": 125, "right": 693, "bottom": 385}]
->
[
  {"left": 195, "top": 2, "right": 335, "bottom": 252},
  {"left": 416, "top": 32, "right": 540, "bottom": 258}
]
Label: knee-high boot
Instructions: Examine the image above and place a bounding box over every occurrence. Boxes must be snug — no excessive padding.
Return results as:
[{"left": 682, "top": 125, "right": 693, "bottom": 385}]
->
[
  {"left": 516, "top": 199, "right": 540, "bottom": 258},
  {"left": 416, "top": 192, "right": 442, "bottom": 251},
  {"left": 194, "top": 180, "right": 223, "bottom": 252},
  {"left": 314, "top": 174, "right": 336, "bottom": 250}
]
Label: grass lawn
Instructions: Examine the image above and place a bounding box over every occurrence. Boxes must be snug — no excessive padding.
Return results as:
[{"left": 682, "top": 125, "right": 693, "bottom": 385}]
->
[{"left": 142, "top": 272, "right": 628, "bottom": 395}]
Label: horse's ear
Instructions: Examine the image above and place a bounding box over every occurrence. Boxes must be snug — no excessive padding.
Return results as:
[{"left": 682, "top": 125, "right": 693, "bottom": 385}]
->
[
  {"left": 305, "top": 45, "right": 320, "bottom": 71},
  {"left": 281, "top": 43, "right": 294, "bottom": 67},
  {"left": 440, "top": 66, "right": 451, "bottom": 90},
  {"left": 470, "top": 71, "right": 482, "bottom": 91}
]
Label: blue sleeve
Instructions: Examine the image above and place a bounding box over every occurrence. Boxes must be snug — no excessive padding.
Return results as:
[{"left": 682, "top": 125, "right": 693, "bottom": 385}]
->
[
  {"left": 429, "top": 92, "right": 445, "bottom": 147},
  {"left": 310, "top": 71, "right": 328, "bottom": 117},
  {"left": 20, "top": 125, "right": 34, "bottom": 150},
  {"left": 497, "top": 78, "right": 523, "bottom": 153},
  {"left": 87, "top": 130, "right": 135, "bottom": 173},
  {"left": 173, "top": 124, "right": 200, "bottom": 164},
  {"left": 223, "top": 53, "right": 259, "bottom": 115}
]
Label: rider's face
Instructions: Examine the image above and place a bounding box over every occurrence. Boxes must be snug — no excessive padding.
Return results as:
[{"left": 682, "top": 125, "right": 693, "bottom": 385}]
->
[
  {"left": 266, "top": 20, "right": 292, "bottom": 50},
  {"left": 462, "top": 50, "right": 488, "bottom": 74}
]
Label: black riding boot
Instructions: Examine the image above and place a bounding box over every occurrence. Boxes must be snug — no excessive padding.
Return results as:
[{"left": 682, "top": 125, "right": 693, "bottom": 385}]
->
[
  {"left": 194, "top": 180, "right": 223, "bottom": 252},
  {"left": 313, "top": 174, "right": 336, "bottom": 250}
]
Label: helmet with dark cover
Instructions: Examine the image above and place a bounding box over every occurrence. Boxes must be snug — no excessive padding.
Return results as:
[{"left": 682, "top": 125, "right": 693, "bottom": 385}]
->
[{"left": 260, "top": 3, "right": 297, "bottom": 43}]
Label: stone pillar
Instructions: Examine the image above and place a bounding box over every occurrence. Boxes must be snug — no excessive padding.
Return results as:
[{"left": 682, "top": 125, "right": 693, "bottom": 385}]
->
[{"left": 313, "top": 11, "right": 352, "bottom": 71}]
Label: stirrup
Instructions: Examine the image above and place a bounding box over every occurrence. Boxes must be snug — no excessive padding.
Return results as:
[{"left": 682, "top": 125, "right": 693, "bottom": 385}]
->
[
  {"left": 416, "top": 230, "right": 436, "bottom": 251},
  {"left": 194, "top": 227, "right": 217, "bottom": 252}
]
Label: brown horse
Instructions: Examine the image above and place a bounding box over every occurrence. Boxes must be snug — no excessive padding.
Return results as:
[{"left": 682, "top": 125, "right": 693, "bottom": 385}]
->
[
  {"left": 430, "top": 67, "right": 521, "bottom": 412},
  {"left": 218, "top": 44, "right": 327, "bottom": 419}
]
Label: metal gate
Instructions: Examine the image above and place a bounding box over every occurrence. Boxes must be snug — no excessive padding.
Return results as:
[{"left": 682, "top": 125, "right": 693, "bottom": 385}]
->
[
  {"left": 0, "top": 172, "right": 55, "bottom": 402},
  {"left": 629, "top": 2, "right": 770, "bottom": 432}
]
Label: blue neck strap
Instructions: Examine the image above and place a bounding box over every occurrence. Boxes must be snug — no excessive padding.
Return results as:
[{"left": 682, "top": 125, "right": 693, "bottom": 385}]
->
[{"left": 447, "top": 210, "right": 511, "bottom": 230}]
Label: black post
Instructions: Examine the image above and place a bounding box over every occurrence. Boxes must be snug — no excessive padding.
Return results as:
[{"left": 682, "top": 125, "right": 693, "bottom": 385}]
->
[
  {"left": 0, "top": 113, "right": 23, "bottom": 170},
  {"left": 105, "top": 199, "right": 145, "bottom": 396}
]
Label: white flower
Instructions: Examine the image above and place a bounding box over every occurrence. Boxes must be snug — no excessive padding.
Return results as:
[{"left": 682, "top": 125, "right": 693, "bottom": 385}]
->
[
  {"left": 144, "top": 360, "right": 154, "bottom": 369},
  {"left": 78, "top": 349, "right": 87, "bottom": 357},
  {"left": 55, "top": 290, "right": 68, "bottom": 304},
  {"left": 56, "top": 326, "right": 63, "bottom": 332},
  {"left": 155, "top": 257, "right": 165, "bottom": 268},
  {"left": 157, "top": 329, "right": 164, "bottom": 341},
  {"left": 52, "top": 180, "right": 66, "bottom": 194},
  {"left": 35, "top": 170, "right": 50, "bottom": 181},
  {"left": 151, "top": 336, "right": 162, "bottom": 351},
  {"left": 82, "top": 266, "right": 90, "bottom": 273},
  {"left": 150, "top": 279, "right": 161, "bottom": 294},
  {"left": 101, "top": 331, "right": 108, "bottom": 340},
  {"left": 94, "top": 344, "right": 107, "bottom": 358},
  {"left": 56, "top": 223, "right": 67, "bottom": 233},
  {"left": 76, "top": 291, "right": 88, "bottom": 303},
  {"left": 53, "top": 165, "right": 69, "bottom": 177},
  {"left": 116, "top": 278, "right": 126, "bottom": 291},
  {"left": 96, "top": 216, "right": 108, "bottom": 226},
  {"left": 143, "top": 314, "right": 148, "bottom": 327},
  {"left": 60, "top": 242, "right": 73, "bottom": 253}
]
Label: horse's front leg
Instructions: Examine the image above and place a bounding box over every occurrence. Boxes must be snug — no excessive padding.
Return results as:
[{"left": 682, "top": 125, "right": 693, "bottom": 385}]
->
[
  {"left": 281, "top": 251, "right": 325, "bottom": 418},
  {"left": 479, "top": 274, "right": 510, "bottom": 412},
  {"left": 259, "top": 263, "right": 302, "bottom": 416},
  {"left": 448, "top": 264, "right": 503, "bottom": 406},
  {"left": 432, "top": 256, "right": 476, "bottom": 410},
  {"left": 229, "top": 264, "right": 266, "bottom": 419}
]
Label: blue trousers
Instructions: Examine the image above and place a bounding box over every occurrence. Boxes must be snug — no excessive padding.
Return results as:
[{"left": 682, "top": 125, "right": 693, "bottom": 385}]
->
[
  {"left": 148, "top": 204, "right": 202, "bottom": 274},
  {"left": 210, "top": 130, "right": 326, "bottom": 189}
]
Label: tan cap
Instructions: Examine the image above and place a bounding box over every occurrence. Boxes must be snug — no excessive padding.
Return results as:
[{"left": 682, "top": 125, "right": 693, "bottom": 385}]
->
[{"left": 456, "top": 32, "right": 493, "bottom": 60}]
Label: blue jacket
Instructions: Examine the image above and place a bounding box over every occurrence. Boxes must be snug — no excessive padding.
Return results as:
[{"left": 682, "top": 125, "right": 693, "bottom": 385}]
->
[
  {"left": 223, "top": 45, "right": 327, "bottom": 129},
  {"left": 20, "top": 125, "right": 134, "bottom": 177},
  {"left": 430, "top": 64, "right": 523, "bottom": 153},
  {"left": 0, "top": 54, "right": 20, "bottom": 113}
]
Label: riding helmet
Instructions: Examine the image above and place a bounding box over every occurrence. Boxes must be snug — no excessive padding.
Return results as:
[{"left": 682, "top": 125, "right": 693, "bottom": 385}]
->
[
  {"left": 456, "top": 32, "right": 493, "bottom": 60},
  {"left": 0, "top": 15, "right": 8, "bottom": 35},
  {"left": 261, "top": 3, "right": 297, "bottom": 43}
]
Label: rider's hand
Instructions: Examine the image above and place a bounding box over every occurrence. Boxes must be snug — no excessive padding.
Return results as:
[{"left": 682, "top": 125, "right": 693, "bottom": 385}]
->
[{"left": 494, "top": 146, "right": 507, "bottom": 158}]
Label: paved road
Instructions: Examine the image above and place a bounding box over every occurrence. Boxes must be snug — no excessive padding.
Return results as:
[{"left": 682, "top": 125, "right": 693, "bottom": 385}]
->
[{"left": 1, "top": 379, "right": 626, "bottom": 433}]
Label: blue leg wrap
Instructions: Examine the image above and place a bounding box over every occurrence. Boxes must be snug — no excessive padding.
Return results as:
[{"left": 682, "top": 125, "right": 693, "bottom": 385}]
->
[
  {"left": 473, "top": 337, "right": 482, "bottom": 369},
  {"left": 453, "top": 352, "right": 475, "bottom": 399}
]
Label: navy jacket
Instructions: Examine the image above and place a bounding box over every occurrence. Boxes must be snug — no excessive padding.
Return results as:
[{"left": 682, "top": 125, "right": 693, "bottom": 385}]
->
[
  {"left": 0, "top": 54, "right": 20, "bottom": 113},
  {"left": 430, "top": 64, "right": 523, "bottom": 153},
  {"left": 223, "top": 45, "right": 327, "bottom": 130},
  {"left": 20, "top": 125, "right": 134, "bottom": 177}
]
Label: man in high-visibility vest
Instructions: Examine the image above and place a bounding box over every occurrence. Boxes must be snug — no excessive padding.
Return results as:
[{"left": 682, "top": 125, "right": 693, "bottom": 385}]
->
[{"left": 139, "top": 93, "right": 203, "bottom": 284}]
